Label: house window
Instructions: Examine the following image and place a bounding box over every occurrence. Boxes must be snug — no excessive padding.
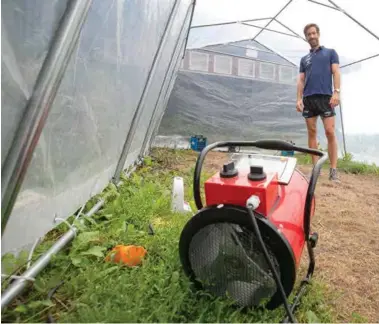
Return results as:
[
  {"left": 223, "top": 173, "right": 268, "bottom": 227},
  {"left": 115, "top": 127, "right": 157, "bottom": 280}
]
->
[
  {"left": 245, "top": 48, "right": 258, "bottom": 58},
  {"left": 279, "top": 66, "right": 295, "bottom": 83},
  {"left": 260, "top": 62, "right": 275, "bottom": 80},
  {"left": 213, "top": 55, "right": 232, "bottom": 74},
  {"left": 189, "top": 51, "right": 209, "bottom": 71},
  {"left": 238, "top": 59, "right": 255, "bottom": 77}
]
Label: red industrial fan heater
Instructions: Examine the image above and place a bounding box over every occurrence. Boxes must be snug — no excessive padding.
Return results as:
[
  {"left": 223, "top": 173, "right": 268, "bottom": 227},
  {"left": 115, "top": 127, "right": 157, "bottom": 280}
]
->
[{"left": 179, "top": 140, "right": 328, "bottom": 323}]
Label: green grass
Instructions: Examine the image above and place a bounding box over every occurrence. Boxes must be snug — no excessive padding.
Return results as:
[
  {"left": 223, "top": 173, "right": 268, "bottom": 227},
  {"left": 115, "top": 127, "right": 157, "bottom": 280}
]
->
[
  {"left": 4, "top": 147, "right": 374, "bottom": 323},
  {"left": 295, "top": 151, "right": 379, "bottom": 175}
]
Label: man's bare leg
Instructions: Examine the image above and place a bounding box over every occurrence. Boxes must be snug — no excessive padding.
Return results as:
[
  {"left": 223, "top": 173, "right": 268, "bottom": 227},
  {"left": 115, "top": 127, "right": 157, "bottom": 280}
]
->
[
  {"left": 322, "top": 116, "right": 338, "bottom": 168},
  {"left": 305, "top": 117, "right": 319, "bottom": 165},
  {"left": 322, "top": 116, "right": 339, "bottom": 181}
]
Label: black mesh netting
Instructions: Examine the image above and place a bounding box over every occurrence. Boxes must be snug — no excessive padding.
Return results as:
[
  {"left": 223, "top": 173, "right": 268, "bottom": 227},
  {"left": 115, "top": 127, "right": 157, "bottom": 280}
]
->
[{"left": 188, "top": 222, "right": 280, "bottom": 308}]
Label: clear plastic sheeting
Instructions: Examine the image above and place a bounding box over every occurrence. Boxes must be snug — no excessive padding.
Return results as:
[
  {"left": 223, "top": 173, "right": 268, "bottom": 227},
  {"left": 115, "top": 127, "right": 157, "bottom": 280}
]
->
[
  {"left": 342, "top": 57, "right": 379, "bottom": 135},
  {"left": 158, "top": 41, "right": 314, "bottom": 147},
  {"left": 141, "top": 11, "right": 193, "bottom": 157},
  {"left": 341, "top": 56, "right": 379, "bottom": 164},
  {"left": 2, "top": 0, "right": 192, "bottom": 254},
  {"left": 1, "top": 0, "right": 69, "bottom": 166},
  {"left": 158, "top": 69, "right": 309, "bottom": 146},
  {"left": 146, "top": 39, "right": 190, "bottom": 154},
  {"left": 127, "top": 0, "right": 193, "bottom": 168},
  {"left": 158, "top": 0, "right": 379, "bottom": 165}
]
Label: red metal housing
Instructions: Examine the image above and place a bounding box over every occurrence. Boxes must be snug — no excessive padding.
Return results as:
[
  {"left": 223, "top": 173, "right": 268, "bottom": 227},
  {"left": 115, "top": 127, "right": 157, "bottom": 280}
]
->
[{"left": 204, "top": 165, "right": 314, "bottom": 268}]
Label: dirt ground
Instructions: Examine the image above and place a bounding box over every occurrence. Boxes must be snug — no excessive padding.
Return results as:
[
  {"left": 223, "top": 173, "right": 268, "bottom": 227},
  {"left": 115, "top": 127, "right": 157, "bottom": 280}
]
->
[
  {"left": 185, "top": 151, "right": 379, "bottom": 322},
  {"left": 298, "top": 165, "right": 379, "bottom": 322}
]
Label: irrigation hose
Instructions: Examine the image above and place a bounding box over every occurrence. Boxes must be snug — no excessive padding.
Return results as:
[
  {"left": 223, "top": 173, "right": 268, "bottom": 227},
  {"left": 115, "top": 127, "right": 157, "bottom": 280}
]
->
[{"left": 247, "top": 206, "right": 297, "bottom": 323}]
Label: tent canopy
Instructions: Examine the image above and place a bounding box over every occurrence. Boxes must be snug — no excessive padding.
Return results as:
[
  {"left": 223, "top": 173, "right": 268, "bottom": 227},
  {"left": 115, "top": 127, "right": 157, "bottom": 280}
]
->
[
  {"left": 156, "top": 0, "right": 379, "bottom": 165},
  {"left": 189, "top": 0, "right": 379, "bottom": 65},
  {"left": 186, "top": 0, "right": 379, "bottom": 136}
]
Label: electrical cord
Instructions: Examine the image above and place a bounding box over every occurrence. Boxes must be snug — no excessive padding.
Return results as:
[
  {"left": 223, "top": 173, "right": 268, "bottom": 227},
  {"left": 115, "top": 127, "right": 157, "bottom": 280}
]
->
[
  {"left": 246, "top": 204, "right": 297, "bottom": 323},
  {"left": 46, "top": 280, "right": 65, "bottom": 323}
]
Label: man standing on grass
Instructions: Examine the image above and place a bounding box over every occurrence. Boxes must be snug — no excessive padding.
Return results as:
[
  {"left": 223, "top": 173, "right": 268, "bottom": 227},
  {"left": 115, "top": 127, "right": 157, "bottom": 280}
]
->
[{"left": 296, "top": 23, "right": 341, "bottom": 182}]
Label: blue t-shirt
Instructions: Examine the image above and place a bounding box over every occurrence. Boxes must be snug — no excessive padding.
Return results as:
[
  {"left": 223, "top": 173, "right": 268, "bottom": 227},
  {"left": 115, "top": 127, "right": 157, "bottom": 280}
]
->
[{"left": 299, "top": 46, "right": 339, "bottom": 97}]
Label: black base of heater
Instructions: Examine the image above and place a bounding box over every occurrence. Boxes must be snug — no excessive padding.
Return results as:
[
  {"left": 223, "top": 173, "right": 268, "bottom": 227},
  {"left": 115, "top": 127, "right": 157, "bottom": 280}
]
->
[{"left": 179, "top": 205, "right": 297, "bottom": 311}]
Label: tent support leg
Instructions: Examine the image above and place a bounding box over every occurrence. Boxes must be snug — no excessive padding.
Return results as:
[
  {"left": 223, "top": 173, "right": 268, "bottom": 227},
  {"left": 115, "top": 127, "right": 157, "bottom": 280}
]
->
[
  {"left": 182, "top": 0, "right": 196, "bottom": 58},
  {"left": 338, "top": 98, "right": 348, "bottom": 157}
]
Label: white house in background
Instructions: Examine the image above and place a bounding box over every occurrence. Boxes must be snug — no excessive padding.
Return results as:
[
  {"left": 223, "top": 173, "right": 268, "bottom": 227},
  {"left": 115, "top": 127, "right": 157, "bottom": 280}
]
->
[{"left": 179, "top": 39, "right": 298, "bottom": 85}]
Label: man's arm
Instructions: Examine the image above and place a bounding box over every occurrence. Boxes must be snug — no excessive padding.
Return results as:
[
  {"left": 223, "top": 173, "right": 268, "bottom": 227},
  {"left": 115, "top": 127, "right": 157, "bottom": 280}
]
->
[
  {"left": 296, "top": 72, "right": 305, "bottom": 112},
  {"left": 297, "top": 72, "right": 305, "bottom": 101},
  {"left": 330, "top": 49, "right": 340, "bottom": 108},
  {"left": 332, "top": 63, "right": 340, "bottom": 91},
  {"left": 296, "top": 58, "right": 305, "bottom": 112}
]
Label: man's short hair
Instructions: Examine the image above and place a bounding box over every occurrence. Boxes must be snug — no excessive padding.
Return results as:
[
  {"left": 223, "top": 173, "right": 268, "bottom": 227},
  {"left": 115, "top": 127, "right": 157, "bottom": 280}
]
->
[{"left": 303, "top": 23, "right": 320, "bottom": 36}]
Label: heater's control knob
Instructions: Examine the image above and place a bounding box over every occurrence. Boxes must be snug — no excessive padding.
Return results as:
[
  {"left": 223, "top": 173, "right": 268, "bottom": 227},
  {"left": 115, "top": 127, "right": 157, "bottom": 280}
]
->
[
  {"left": 220, "top": 161, "right": 238, "bottom": 178},
  {"left": 248, "top": 165, "right": 267, "bottom": 181}
]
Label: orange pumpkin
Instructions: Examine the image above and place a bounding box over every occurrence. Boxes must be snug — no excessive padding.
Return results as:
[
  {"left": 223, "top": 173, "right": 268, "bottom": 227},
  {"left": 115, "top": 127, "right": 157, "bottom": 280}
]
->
[{"left": 105, "top": 245, "right": 147, "bottom": 267}]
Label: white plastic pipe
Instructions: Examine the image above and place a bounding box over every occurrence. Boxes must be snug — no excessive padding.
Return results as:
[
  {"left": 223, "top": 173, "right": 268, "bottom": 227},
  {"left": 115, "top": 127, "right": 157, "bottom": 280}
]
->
[
  {"left": 171, "top": 177, "right": 192, "bottom": 213},
  {"left": 1, "top": 200, "right": 104, "bottom": 310}
]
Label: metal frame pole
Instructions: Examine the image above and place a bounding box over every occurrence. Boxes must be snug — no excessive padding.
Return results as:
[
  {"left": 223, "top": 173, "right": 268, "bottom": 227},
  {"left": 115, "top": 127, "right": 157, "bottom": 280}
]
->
[
  {"left": 1, "top": 200, "right": 104, "bottom": 309},
  {"left": 190, "top": 17, "right": 272, "bottom": 30},
  {"left": 140, "top": 2, "right": 195, "bottom": 157},
  {"left": 147, "top": 44, "right": 187, "bottom": 153},
  {"left": 338, "top": 97, "right": 348, "bottom": 156},
  {"left": 273, "top": 18, "right": 307, "bottom": 42},
  {"left": 307, "top": 0, "right": 379, "bottom": 64},
  {"left": 340, "top": 53, "right": 379, "bottom": 69},
  {"left": 112, "top": 0, "right": 181, "bottom": 185},
  {"left": 182, "top": 0, "right": 196, "bottom": 58},
  {"left": 1, "top": 0, "right": 93, "bottom": 235},
  {"left": 241, "top": 22, "right": 301, "bottom": 39},
  {"left": 308, "top": 0, "right": 339, "bottom": 11},
  {"left": 328, "top": 0, "right": 379, "bottom": 42},
  {"left": 251, "top": 0, "right": 293, "bottom": 42}
]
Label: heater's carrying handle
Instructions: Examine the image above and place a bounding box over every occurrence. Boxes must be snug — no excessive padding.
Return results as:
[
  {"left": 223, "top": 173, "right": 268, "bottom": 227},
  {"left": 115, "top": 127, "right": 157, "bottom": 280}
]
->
[{"left": 193, "top": 139, "right": 328, "bottom": 241}]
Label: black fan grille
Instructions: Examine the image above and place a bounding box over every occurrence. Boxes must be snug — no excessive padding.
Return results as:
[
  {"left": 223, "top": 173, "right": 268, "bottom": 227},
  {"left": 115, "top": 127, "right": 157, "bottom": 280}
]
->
[{"left": 188, "top": 222, "right": 281, "bottom": 308}]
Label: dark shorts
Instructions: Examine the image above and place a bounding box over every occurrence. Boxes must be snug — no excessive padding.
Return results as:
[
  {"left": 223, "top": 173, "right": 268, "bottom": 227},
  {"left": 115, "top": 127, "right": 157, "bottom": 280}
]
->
[{"left": 302, "top": 94, "right": 335, "bottom": 119}]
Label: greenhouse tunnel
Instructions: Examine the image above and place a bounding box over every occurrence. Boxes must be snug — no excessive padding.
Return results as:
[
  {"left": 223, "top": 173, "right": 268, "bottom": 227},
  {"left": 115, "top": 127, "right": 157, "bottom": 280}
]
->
[{"left": 1, "top": 0, "right": 379, "bottom": 312}]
